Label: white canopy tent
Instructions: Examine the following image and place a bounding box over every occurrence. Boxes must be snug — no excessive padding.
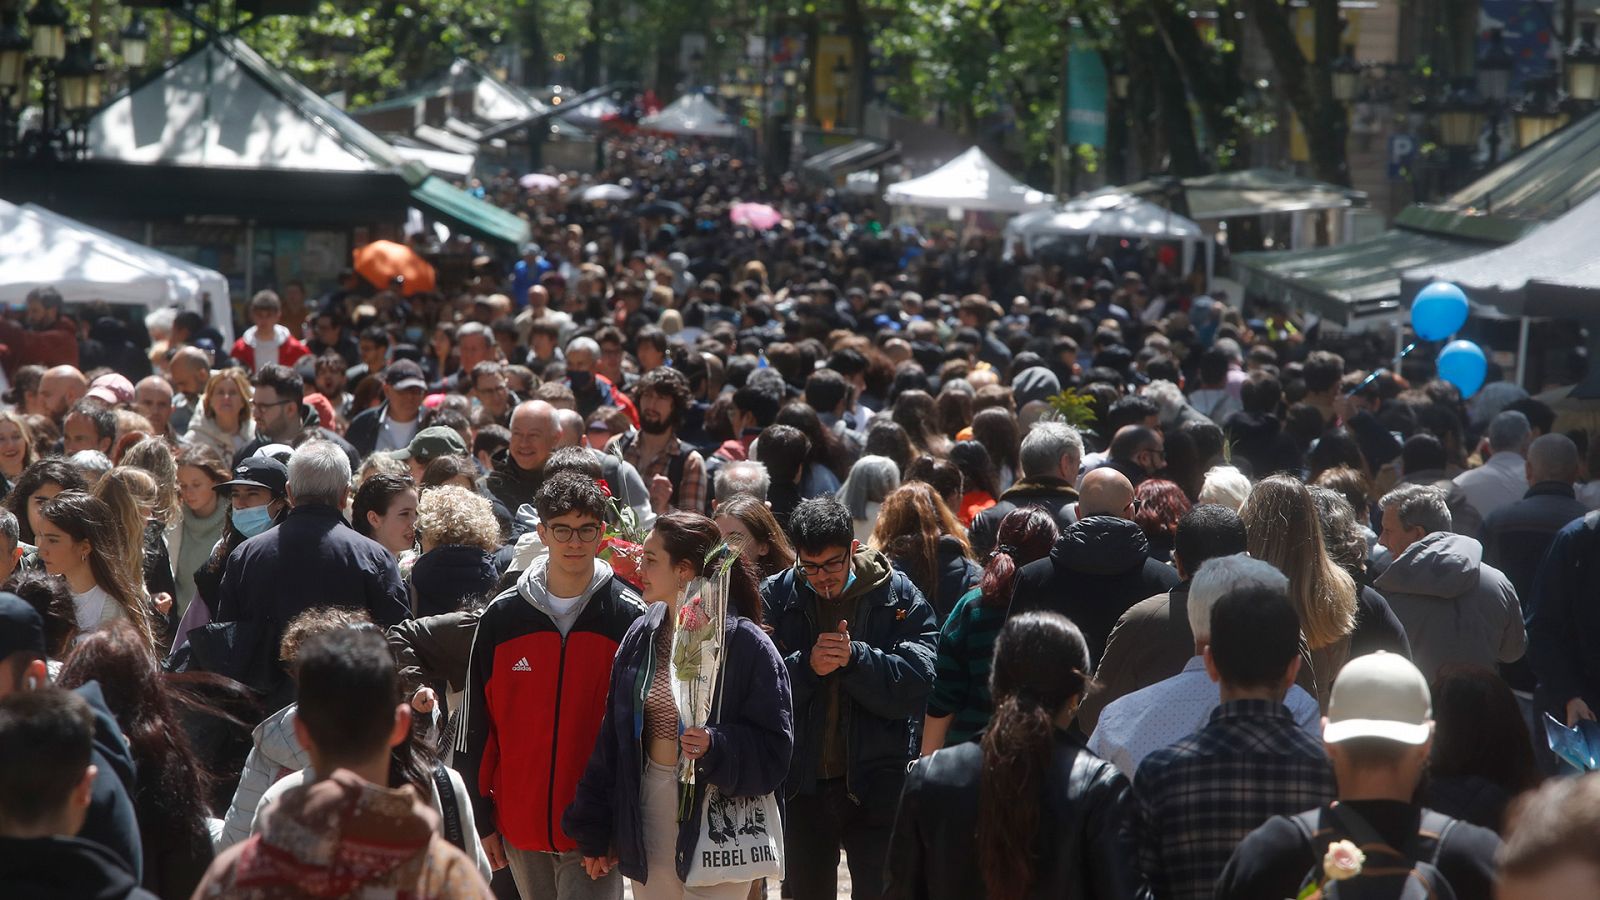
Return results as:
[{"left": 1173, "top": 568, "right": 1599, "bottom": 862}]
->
[
  {"left": 639, "top": 94, "right": 737, "bottom": 138},
  {"left": 1005, "top": 191, "right": 1214, "bottom": 283},
  {"left": 0, "top": 200, "right": 233, "bottom": 340},
  {"left": 883, "top": 147, "right": 1053, "bottom": 214}
]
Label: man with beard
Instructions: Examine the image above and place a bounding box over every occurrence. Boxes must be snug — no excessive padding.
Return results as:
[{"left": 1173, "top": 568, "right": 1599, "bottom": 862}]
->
[{"left": 608, "top": 367, "right": 706, "bottom": 515}]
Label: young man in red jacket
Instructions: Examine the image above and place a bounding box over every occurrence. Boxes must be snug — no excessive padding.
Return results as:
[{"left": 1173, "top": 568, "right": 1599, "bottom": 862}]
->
[
  {"left": 458, "top": 472, "right": 643, "bottom": 900},
  {"left": 231, "top": 290, "right": 310, "bottom": 373}
]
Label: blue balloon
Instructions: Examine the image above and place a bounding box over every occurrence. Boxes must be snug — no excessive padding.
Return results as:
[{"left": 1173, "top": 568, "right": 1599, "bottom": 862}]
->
[
  {"left": 1411, "top": 282, "right": 1470, "bottom": 341},
  {"left": 1437, "top": 340, "right": 1488, "bottom": 398}
]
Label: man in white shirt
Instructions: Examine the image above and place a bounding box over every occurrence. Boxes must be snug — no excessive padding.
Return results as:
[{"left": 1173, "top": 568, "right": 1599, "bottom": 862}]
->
[
  {"left": 1088, "top": 553, "right": 1322, "bottom": 777},
  {"left": 346, "top": 360, "right": 426, "bottom": 457},
  {"left": 1454, "top": 410, "right": 1532, "bottom": 523}
]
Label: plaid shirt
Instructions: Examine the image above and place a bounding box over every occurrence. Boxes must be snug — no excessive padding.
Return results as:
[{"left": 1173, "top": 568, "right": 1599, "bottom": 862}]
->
[
  {"left": 1133, "top": 699, "right": 1336, "bottom": 900},
  {"left": 611, "top": 431, "right": 707, "bottom": 515}
]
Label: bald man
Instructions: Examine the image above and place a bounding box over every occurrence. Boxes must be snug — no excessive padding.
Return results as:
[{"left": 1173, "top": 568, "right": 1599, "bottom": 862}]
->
[
  {"left": 487, "top": 399, "right": 656, "bottom": 538},
  {"left": 133, "top": 376, "right": 175, "bottom": 440},
  {"left": 1078, "top": 466, "right": 1137, "bottom": 518},
  {"left": 167, "top": 347, "right": 211, "bottom": 436},
  {"left": 1482, "top": 432, "right": 1589, "bottom": 629},
  {"left": 37, "top": 365, "right": 87, "bottom": 424},
  {"left": 1011, "top": 464, "right": 1180, "bottom": 666}
]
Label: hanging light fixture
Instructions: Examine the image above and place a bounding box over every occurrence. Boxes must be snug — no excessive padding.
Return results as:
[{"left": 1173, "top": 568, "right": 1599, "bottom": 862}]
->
[
  {"left": 25, "top": 0, "right": 67, "bottom": 62},
  {"left": 1331, "top": 45, "right": 1361, "bottom": 103},
  {"left": 1112, "top": 62, "right": 1130, "bottom": 100},
  {"left": 57, "top": 39, "right": 104, "bottom": 114},
  {"left": 1476, "top": 28, "right": 1514, "bottom": 104},
  {"left": 120, "top": 14, "right": 150, "bottom": 69},
  {"left": 1513, "top": 75, "right": 1568, "bottom": 148},
  {"left": 1566, "top": 21, "right": 1600, "bottom": 102},
  {"left": 1436, "top": 79, "right": 1486, "bottom": 150},
  {"left": 0, "top": 12, "right": 30, "bottom": 92}
]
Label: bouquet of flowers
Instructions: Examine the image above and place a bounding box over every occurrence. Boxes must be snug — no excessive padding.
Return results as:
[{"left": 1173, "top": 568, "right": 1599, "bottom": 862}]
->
[
  {"left": 671, "top": 539, "right": 741, "bottom": 786},
  {"left": 595, "top": 479, "right": 646, "bottom": 586}
]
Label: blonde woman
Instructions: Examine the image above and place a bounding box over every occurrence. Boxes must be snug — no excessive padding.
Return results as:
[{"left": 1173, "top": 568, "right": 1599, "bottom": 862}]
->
[
  {"left": 0, "top": 410, "right": 36, "bottom": 500},
  {"left": 410, "top": 485, "right": 501, "bottom": 618},
  {"left": 95, "top": 467, "right": 177, "bottom": 630},
  {"left": 1239, "top": 474, "right": 1411, "bottom": 708},
  {"left": 182, "top": 369, "right": 255, "bottom": 461}
]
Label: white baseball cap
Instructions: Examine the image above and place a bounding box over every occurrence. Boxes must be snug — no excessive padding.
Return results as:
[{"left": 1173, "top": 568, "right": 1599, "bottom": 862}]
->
[{"left": 1323, "top": 651, "right": 1433, "bottom": 745}]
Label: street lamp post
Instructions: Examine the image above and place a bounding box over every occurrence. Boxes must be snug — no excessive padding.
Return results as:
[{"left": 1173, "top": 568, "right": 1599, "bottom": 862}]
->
[
  {"left": 1476, "top": 27, "right": 1514, "bottom": 165},
  {"left": 1513, "top": 74, "right": 1567, "bottom": 149},
  {"left": 120, "top": 14, "right": 149, "bottom": 69},
  {"left": 831, "top": 55, "right": 849, "bottom": 129},
  {"left": 1331, "top": 45, "right": 1361, "bottom": 104},
  {"left": 1566, "top": 22, "right": 1600, "bottom": 102}
]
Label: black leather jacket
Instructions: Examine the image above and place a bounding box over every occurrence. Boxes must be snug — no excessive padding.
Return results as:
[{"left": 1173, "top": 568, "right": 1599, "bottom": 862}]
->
[{"left": 885, "top": 730, "right": 1138, "bottom": 900}]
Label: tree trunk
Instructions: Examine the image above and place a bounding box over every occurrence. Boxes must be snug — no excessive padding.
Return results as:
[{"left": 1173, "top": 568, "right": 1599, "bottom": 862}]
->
[
  {"left": 1243, "top": 0, "right": 1349, "bottom": 184},
  {"left": 840, "top": 0, "right": 870, "bottom": 127},
  {"left": 519, "top": 5, "right": 549, "bottom": 87}
]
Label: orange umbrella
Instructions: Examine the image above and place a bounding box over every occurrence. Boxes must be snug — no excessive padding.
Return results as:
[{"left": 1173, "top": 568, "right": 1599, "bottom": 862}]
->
[{"left": 353, "top": 240, "right": 437, "bottom": 296}]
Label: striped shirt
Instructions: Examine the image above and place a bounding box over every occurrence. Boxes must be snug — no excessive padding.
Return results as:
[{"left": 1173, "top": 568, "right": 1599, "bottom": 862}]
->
[
  {"left": 1133, "top": 699, "right": 1336, "bottom": 900},
  {"left": 927, "top": 586, "right": 1004, "bottom": 745}
]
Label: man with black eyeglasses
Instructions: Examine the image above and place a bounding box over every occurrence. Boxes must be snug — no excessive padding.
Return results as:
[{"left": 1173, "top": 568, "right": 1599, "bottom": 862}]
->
[
  {"left": 761, "top": 497, "right": 937, "bottom": 900},
  {"left": 458, "top": 472, "right": 643, "bottom": 900}
]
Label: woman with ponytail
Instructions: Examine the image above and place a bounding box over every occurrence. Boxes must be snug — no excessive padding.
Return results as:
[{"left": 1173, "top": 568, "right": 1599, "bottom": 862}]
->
[
  {"left": 920, "top": 507, "right": 1059, "bottom": 753},
  {"left": 564, "top": 511, "right": 793, "bottom": 899},
  {"left": 887, "top": 611, "right": 1137, "bottom": 900}
]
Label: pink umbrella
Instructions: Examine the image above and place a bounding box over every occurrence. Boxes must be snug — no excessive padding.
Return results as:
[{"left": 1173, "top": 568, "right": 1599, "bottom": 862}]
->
[
  {"left": 520, "top": 173, "right": 561, "bottom": 191},
  {"left": 730, "top": 202, "right": 783, "bottom": 230}
]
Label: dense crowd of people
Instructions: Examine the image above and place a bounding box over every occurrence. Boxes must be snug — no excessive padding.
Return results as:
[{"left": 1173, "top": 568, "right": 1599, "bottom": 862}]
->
[{"left": 3, "top": 135, "right": 1600, "bottom": 900}]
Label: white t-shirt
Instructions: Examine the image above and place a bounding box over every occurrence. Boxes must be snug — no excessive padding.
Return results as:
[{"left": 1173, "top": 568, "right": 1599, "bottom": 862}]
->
[
  {"left": 72, "top": 585, "right": 123, "bottom": 636},
  {"left": 376, "top": 415, "right": 420, "bottom": 453}
]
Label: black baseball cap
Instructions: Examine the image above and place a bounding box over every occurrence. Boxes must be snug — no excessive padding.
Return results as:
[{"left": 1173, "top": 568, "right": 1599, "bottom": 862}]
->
[
  {"left": 0, "top": 592, "right": 45, "bottom": 661},
  {"left": 215, "top": 457, "right": 289, "bottom": 497},
  {"left": 383, "top": 359, "right": 428, "bottom": 391}
]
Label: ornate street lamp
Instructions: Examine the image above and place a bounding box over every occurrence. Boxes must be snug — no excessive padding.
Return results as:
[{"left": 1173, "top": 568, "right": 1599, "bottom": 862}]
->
[
  {"left": 26, "top": 0, "right": 67, "bottom": 63},
  {"left": 120, "top": 14, "right": 150, "bottom": 69},
  {"left": 57, "top": 39, "right": 104, "bottom": 115},
  {"left": 0, "top": 12, "right": 29, "bottom": 92},
  {"left": 1476, "top": 28, "right": 1513, "bottom": 104},
  {"left": 1331, "top": 45, "right": 1361, "bottom": 103},
  {"left": 1566, "top": 22, "right": 1600, "bottom": 102},
  {"left": 1112, "top": 62, "right": 1130, "bottom": 100},
  {"left": 1513, "top": 75, "right": 1567, "bottom": 148},
  {"left": 1436, "top": 80, "right": 1486, "bottom": 150}
]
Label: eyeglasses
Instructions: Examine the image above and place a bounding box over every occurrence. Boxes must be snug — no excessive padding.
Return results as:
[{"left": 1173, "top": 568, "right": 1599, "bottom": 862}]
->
[
  {"left": 255, "top": 399, "right": 297, "bottom": 409},
  {"left": 546, "top": 523, "right": 603, "bottom": 543},
  {"left": 795, "top": 555, "right": 850, "bottom": 577}
]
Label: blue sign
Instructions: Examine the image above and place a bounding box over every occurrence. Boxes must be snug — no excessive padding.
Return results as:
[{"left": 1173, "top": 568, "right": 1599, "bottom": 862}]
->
[
  {"left": 1065, "top": 27, "right": 1108, "bottom": 149},
  {"left": 1388, "top": 133, "right": 1418, "bottom": 180}
]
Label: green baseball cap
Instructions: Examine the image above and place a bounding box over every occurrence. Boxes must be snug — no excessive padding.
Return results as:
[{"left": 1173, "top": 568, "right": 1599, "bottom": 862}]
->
[{"left": 391, "top": 425, "right": 467, "bottom": 462}]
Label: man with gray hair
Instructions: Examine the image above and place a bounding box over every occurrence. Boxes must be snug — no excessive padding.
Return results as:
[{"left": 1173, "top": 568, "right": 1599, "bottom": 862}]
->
[
  {"left": 215, "top": 441, "right": 409, "bottom": 693},
  {"left": 1088, "top": 554, "right": 1321, "bottom": 777},
  {"left": 1453, "top": 409, "right": 1532, "bottom": 521},
  {"left": 1375, "top": 483, "right": 1525, "bottom": 681},
  {"left": 968, "top": 421, "right": 1084, "bottom": 558},
  {"left": 714, "top": 459, "right": 771, "bottom": 504},
  {"left": 563, "top": 336, "right": 623, "bottom": 418}
]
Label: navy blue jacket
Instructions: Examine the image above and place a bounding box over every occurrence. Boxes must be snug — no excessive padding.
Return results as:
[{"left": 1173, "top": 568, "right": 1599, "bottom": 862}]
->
[
  {"left": 215, "top": 504, "right": 410, "bottom": 684},
  {"left": 75, "top": 681, "right": 143, "bottom": 884},
  {"left": 761, "top": 563, "right": 937, "bottom": 800},
  {"left": 1529, "top": 510, "right": 1600, "bottom": 711},
  {"left": 563, "top": 604, "right": 793, "bottom": 884}
]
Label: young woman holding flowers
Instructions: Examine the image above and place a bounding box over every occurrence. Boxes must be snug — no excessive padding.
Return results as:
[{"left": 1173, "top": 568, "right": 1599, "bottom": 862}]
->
[{"left": 565, "top": 511, "right": 793, "bottom": 900}]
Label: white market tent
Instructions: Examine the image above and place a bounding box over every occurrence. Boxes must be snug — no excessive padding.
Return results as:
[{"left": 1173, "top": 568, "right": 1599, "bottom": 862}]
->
[
  {"left": 1005, "top": 191, "right": 1214, "bottom": 282},
  {"left": 639, "top": 93, "right": 737, "bottom": 138},
  {"left": 884, "top": 147, "right": 1053, "bottom": 214},
  {"left": 0, "top": 201, "right": 232, "bottom": 339}
]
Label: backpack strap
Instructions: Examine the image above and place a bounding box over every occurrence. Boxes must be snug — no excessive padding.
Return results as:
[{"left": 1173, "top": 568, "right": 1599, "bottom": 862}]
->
[
  {"left": 1415, "top": 810, "right": 1459, "bottom": 867},
  {"left": 432, "top": 761, "right": 466, "bottom": 851}
]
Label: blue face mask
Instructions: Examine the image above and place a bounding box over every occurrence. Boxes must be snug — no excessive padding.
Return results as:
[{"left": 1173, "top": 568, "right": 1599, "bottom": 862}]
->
[
  {"left": 404, "top": 326, "right": 425, "bottom": 344},
  {"left": 233, "top": 504, "right": 274, "bottom": 538}
]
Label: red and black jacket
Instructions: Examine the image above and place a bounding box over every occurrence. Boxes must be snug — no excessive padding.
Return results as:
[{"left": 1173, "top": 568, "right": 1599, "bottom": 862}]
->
[{"left": 457, "top": 574, "right": 644, "bottom": 852}]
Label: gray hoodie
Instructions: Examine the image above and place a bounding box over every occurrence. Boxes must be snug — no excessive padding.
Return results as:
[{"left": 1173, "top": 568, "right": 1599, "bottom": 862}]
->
[
  {"left": 1373, "top": 531, "right": 1526, "bottom": 680},
  {"left": 517, "top": 555, "right": 614, "bottom": 636}
]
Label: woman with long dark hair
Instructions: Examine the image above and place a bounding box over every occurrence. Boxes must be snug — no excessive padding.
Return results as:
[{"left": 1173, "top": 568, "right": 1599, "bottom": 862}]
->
[
  {"left": 970, "top": 407, "right": 1021, "bottom": 493},
  {"left": 713, "top": 494, "right": 795, "bottom": 579},
  {"left": 36, "top": 491, "right": 154, "bottom": 648},
  {"left": 352, "top": 472, "right": 419, "bottom": 557},
  {"left": 870, "top": 482, "right": 978, "bottom": 624},
  {"left": 893, "top": 390, "right": 951, "bottom": 459},
  {"left": 949, "top": 440, "right": 999, "bottom": 526},
  {"left": 57, "top": 623, "right": 217, "bottom": 899},
  {"left": 1421, "top": 664, "right": 1541, "bottom": 832},
  {"left": 775, "top": 401, "right": 851, "bottom": 495},
  {"left": 921, "top": 507, "right": 1059, "bottom": 753},
  {"left": 5, "top": 457, "right": 88, "bottom": 548},
  {"left": 888, "top": 611, "right": 1136, "bottom": 900},
  {"left": 565, "top": 512, "right": 793, "bottom": 900}
]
